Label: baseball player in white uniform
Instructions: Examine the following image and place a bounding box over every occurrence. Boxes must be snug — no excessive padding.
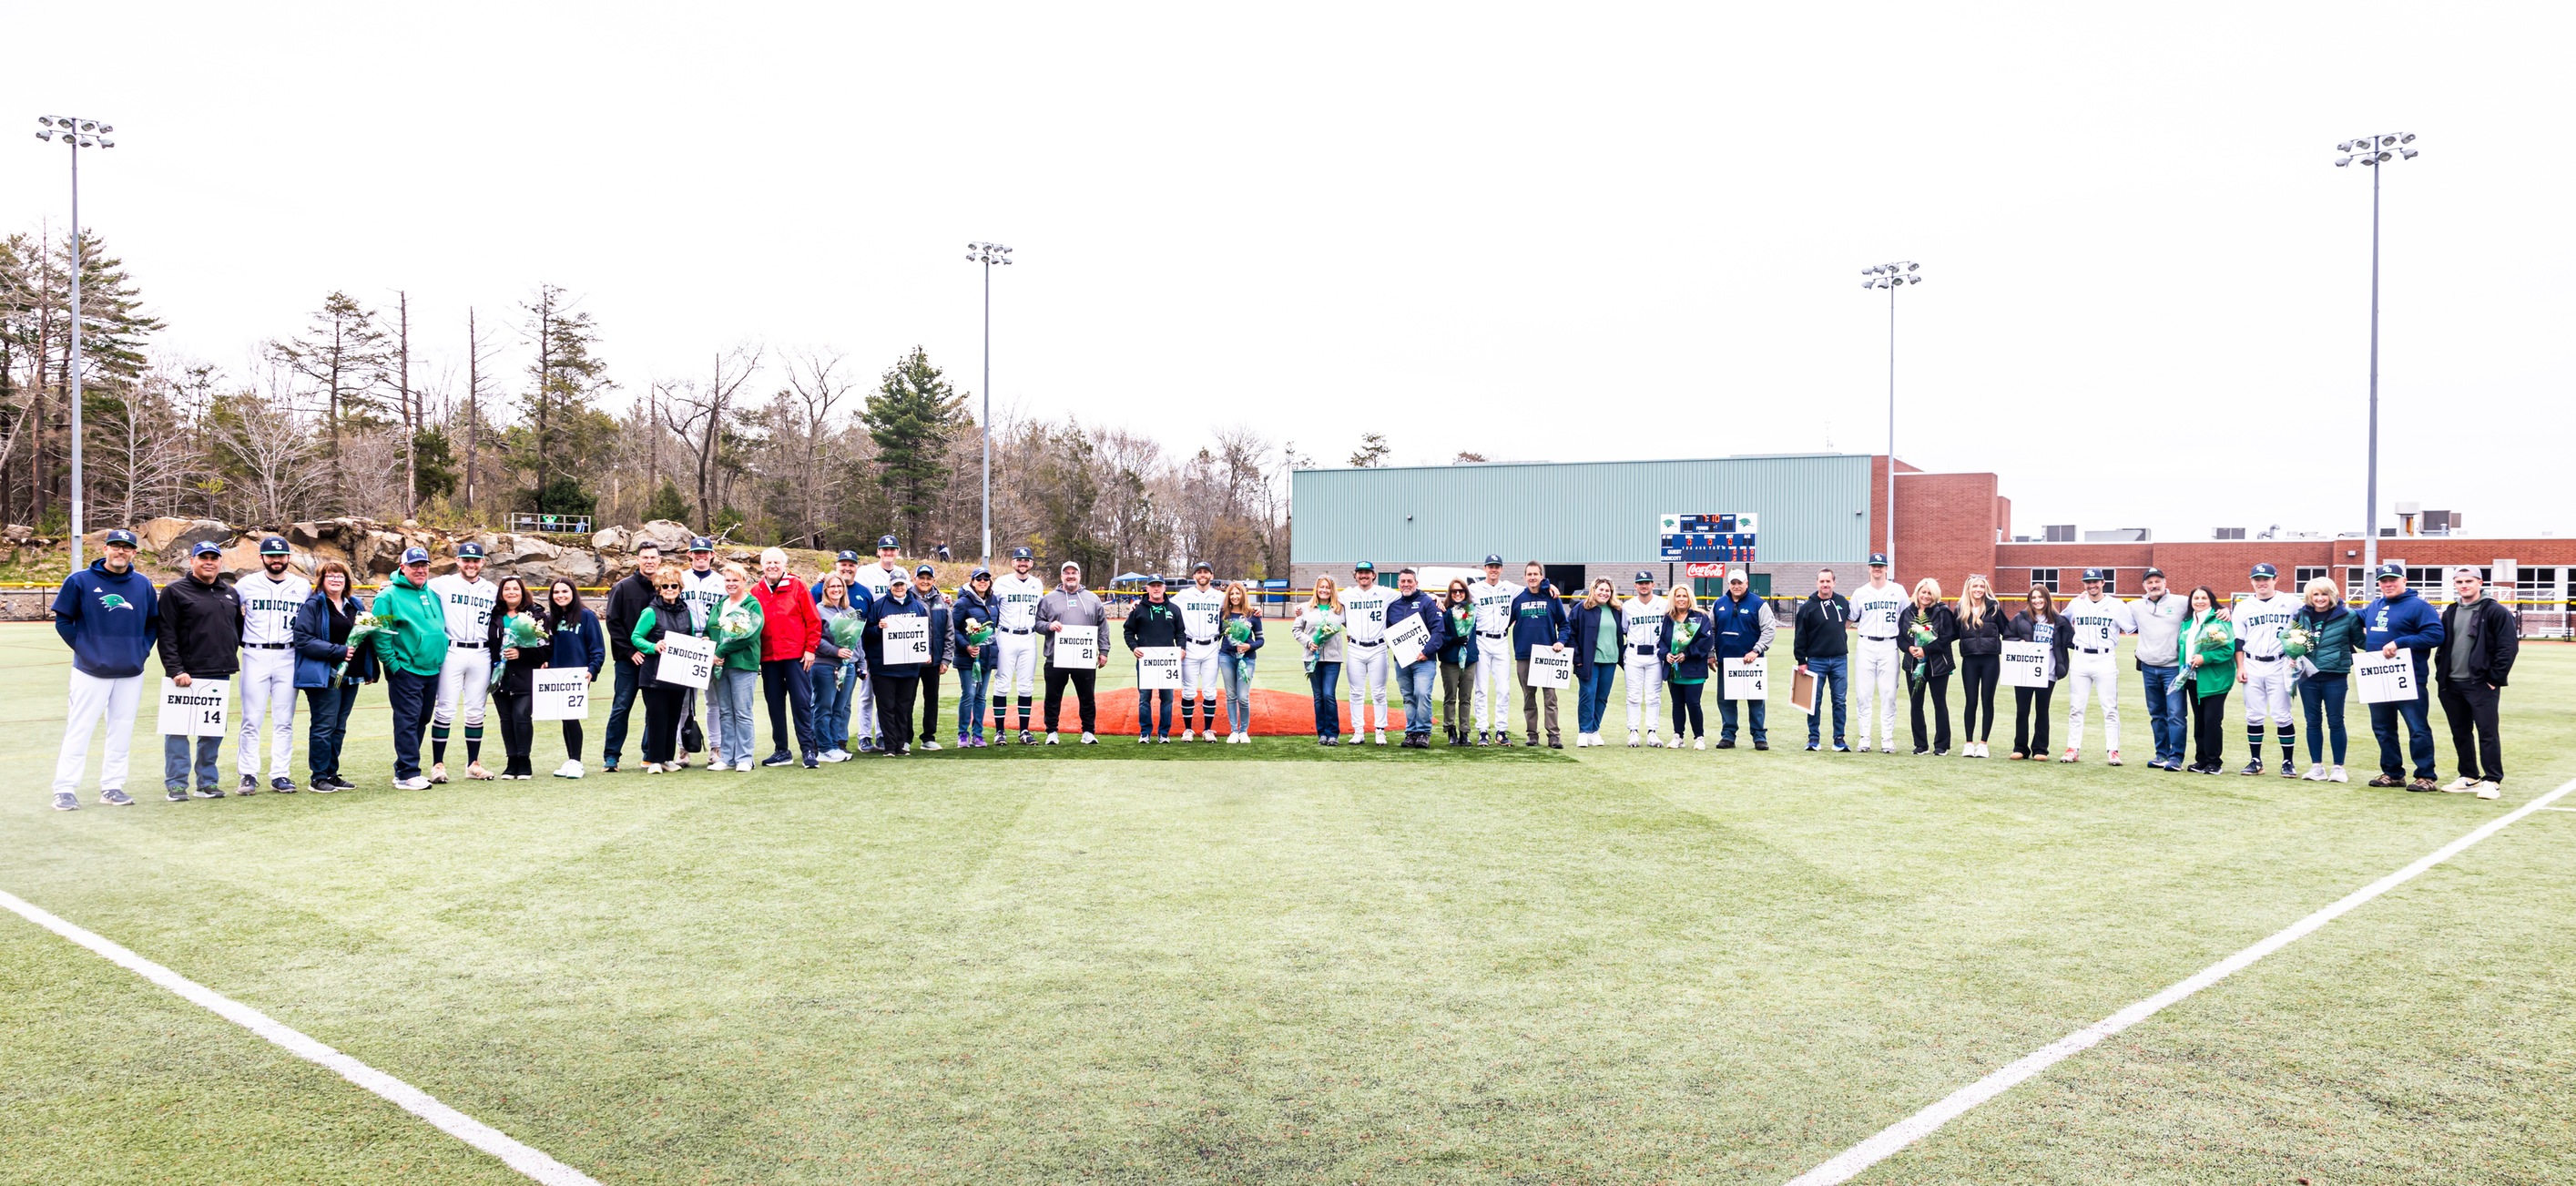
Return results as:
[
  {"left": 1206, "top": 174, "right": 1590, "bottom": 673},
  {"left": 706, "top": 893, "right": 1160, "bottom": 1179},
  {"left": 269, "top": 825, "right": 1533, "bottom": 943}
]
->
[
  {"left": 1847, "top": 554, "right": 1910, "bottom": 753},
  {"left": 2061, "top": 567, "right": 2139, "bottom": 764},
  {"left": 233, "top": 536, "right": 310, "bottom": 793},
  {"left": 427, "top": 542, "right": 500, "bottom": 782},
  {"left": 1467, "top": 555, "right": 1522, "bottom": 744},
  {"left": 1172, "top": 561, "right": 1228, "bottom": 741},
  {"left": 1339, "top": 562, "right": 1395, "bottom": 745},
  {"left": 991, "top": 547, "right": 1045, "bottom": 743},
  {"left": 679, "top": 537, "right": 730, "bottom": 761},
  {"left": 2233, "top": 563, "right": 2303, "bottom": 777},
  {"left": 854, "top": 534, "right": 902, "bottom": 599},
  {"left": 1620, "top": 570, "right": 1666, "bottom": 747}
]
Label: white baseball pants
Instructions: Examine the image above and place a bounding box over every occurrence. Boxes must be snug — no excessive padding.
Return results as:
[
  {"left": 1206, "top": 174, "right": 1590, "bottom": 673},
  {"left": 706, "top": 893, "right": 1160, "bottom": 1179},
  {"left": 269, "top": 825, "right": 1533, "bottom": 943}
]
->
[
  {"left": 2242, "top": 657, "right": 2295, "bottom": 725},
  {"left": 433, "top": 645, "right": 490, "bottom": 731},
  {"left": 2065, "top": 652, "right": 2121, "bottom": 753},
  {"left": 236, "top": 649, "right": 298, "bottom": 780},
  {"left": 1181, "top": 639, "right": 1222, "bottom": 723},
  {"left": 1345, "top": 642, "right": 1390, "bottom": 731},
  {"left": 1624, "top": 654, "right": 1663, "bottom": 734},
  {"left": 1851, "top": 640, "right": 1900, "bottom": 748},
  {"left": 55, "top": 670, "right": 143, "bottom": 797},
  {"left": 1471, "top": 636, "right": 1515, "bottom": 733},
  {"left": 996, "top": 632, "right": 1040, "bottom": 700}
]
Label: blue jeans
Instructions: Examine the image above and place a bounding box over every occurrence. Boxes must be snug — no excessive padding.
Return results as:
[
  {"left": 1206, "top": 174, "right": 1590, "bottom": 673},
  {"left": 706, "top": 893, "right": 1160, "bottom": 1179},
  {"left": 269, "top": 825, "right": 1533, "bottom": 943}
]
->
[
  {"left": 600, "top": 658, "right": 642, "bottom": 766},
  {"left": 1308, "top": 662, "right": 1343, "bottom": 737},
  {"left": 811, "top": 661, "right": 856, "bottom": 751},
  {"left": 1804, "top": 657, "right": 1848, "bottom": 745},
  {"left": 1400, "top": 659, "right": 1439, "bottom": 737},
  {"left": 714, "top": 669, "right": 760, "bottom": 767},
  {"left": 1574, "top": 666, "right": 1616, "bottom": 734},
  {"left": 954, "top": 663, "right": 990, "bottom": 740},
  {"left": 2298, "top": 674, "right": 2348, "bottom": 765},
  {"left": 303, "top": 682, "right": 358, "bottom": 781},
  {"left": 1221, "top": 656, "right": 1257, "bottom": 734},
  {"left": 164, "top": 733, "right": 220, "bottom": 792},
  {"left": 2140, "top": 663, "right": 2186, "bottom": 766},
  {"left": 385, "top": 669, "right": 438, "bottom": 780},
  {"left": 2368, "top": 658, "right": 2436, "bottom": 780},
  {"left": 1137, "top": 685, "right": 1175, "bottom": 737},
  {"left": 1717, "top": 694, "right": 1767, "bottom": 744}
]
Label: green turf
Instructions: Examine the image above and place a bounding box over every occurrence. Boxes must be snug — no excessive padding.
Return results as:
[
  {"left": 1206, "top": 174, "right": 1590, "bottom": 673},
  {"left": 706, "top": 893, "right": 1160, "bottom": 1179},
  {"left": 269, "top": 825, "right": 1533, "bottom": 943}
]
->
[{"left": 2, "top": 621, "right": 2571, "bottom": 1184}]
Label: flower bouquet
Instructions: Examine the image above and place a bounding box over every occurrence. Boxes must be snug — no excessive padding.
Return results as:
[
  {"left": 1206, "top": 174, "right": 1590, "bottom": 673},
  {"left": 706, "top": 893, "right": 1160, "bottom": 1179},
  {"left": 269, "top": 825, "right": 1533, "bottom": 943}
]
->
[
  {"left": 962, "top": 617, "right": 995, "bottom": 648},
  {"left": 2199, "top": 622, "right": 2231, "bottom": 649},
  {"left": 338, "top": 611, "right": 385, "bottom": 680},
  {"left": 1665, "top": 618, "right": 1700, "bottom": 659},
  {"left": 1908, "top": 620, "right": 1939, "bottom": 684},
  {"left": 1302, "top": 618, "right": 1342, "bottom": 674},
  {"left": 503, "top": 612, "right": 549, "bottom": 650},
  {"left": 2280, "top": 625, "right": 2313, "bottom": 659},
  {"left": 719, "top": 607, "right": 755, "bottom": 641},
  {"left": 829, "top": 613, "right": 865, "bottom": 654}
]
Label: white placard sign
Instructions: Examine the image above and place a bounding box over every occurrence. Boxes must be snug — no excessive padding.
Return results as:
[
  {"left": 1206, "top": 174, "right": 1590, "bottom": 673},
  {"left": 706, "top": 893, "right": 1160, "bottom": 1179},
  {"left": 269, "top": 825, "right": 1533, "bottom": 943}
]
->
[
  {"left": 1525, "top": 648, "right": 1572, "bottom": 689},
  {"left": 1137, "top": 646, "right": 1182, "bottom": 689},
  {"left": 1053, "top": 624, "right": 1099, "bottom": 668},
  {"left": 656, "top": 632, "right": 717, "bottom": 690},
  {"left": 1387, "top": 614, "right": 1431, "bottom": 667},
  {"left": 532, "top": 668, "right": 591, "bottom": 721},
  {"left": 2354, "top": 647, "right": 2418, "bottom": 705},
  {"left": 2001, "top": 640, "right": 2053, "bottom": 689},
  {"left": 1722, "top": 655, "right": 1767, "bottom": 701},
  {"left": 157, "top": 679, "right": 229, "bottom": 737},
  {"left": 883, "top": 614, "right": 932, "bottom": 665}
]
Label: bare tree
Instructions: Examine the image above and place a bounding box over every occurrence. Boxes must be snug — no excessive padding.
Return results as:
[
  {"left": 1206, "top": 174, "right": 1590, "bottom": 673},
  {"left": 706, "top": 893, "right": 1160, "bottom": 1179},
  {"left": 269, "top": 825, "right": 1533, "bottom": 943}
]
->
[
  {"left": 215, "top": 364, "right": 327, "bottom": 527},
  {"left": 778, "top": 348, "right": 854, "bottom": 547},
  {"left": 657, "top": 344, "right": 762, "bottom": 529},
  {"left": 92, "top": 364, "right": 193, "bottom": 525}
]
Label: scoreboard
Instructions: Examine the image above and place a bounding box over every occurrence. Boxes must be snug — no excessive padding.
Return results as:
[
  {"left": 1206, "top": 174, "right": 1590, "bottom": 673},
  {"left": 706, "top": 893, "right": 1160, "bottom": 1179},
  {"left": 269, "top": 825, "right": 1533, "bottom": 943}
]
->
[{"left": 1658, "top": 512, "right": 1757, "bottom": 563}]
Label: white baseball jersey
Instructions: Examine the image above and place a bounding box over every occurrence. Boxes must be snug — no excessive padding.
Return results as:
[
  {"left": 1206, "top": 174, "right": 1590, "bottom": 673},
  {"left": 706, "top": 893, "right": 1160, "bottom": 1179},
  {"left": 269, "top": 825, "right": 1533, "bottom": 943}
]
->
[
  {"left": 853, "top": 563, "right": 900, "bottom": 599},
  {"left": 993, "top": 572, "right": 1045, "bottom": 630},
  {"left": 235, "top": 570, "right": 311, "bottom": 647},
  {"left": 1470, "top": 578, "right": 1522, "bottom": 635},
  {"left": 425, "top": 574, "right": 498, "bottom": 645},
  {"left": 1622, "top": 597, "right": 1667, "bottom": 649},
  {"left": 2063, "top": 594, "right": 2139, "bottom": 653},
  {"left": 1849, "top": 582, "right": 1910, "bottom": 641},
  {"left": 2232, "top": 592, "right": 2302, "bottom": 659},
  {"left": 680, "top": 567, "right": 728, "bottom": 630},
  {"left": 1172, "top": 585, "right": 1227, "bottom": 642},
  {"left": 1340, "top": 584, "right": 1393, "bottom": 644}
]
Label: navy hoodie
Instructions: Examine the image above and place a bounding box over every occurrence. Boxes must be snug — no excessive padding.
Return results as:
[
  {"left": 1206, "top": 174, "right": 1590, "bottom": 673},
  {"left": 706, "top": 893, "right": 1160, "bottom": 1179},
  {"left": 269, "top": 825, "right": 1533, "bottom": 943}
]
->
[
  {"left": 53, "top": 559, "right": 161, "bottom": 678},
  {"left": 2359, "top": 588, "right": 2445, "bottom": 668}
]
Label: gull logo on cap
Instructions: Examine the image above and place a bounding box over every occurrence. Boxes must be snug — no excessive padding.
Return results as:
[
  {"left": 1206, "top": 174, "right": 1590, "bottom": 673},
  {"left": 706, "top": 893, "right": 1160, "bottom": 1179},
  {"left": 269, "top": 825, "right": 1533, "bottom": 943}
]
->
[
  {"left": 1868, "top": 553, "right": 1889, "bottom": 567},
  {"left": 2250, "top": 563, "right": 2277, "bottom": 578},
  {"left": 1012, "top": 547, "right": 1033, "bottom": 560}
]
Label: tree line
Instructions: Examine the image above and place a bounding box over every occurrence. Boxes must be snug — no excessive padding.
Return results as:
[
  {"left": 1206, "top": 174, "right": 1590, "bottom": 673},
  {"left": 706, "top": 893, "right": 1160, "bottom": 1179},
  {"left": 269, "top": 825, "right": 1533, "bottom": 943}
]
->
[{"left": 0, "top": 224, "right": 1295, "bottom": 581}]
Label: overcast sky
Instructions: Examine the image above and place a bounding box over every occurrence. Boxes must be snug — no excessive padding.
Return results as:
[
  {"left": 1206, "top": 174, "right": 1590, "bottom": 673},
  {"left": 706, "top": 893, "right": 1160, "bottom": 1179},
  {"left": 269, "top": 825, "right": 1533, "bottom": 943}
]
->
[{"left": 7, "top": 4, "right": 2567, "bottom": 540}]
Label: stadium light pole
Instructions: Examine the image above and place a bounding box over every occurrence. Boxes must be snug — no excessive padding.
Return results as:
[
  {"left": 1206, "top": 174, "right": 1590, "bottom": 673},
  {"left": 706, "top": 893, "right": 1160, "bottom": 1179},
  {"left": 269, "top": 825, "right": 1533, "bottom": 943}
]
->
[
  {"left": 34, "top": 115, "right": 115, "bottom": 569},
  {"left": 2333, "top": 133, "right": 2417, "bottom": 575},
  {"left": 1860, "top": 261, "right": 1922, "bottom": 576},
  {"left": 965, "top": 241, "right": 1013, "bottom": 563}
]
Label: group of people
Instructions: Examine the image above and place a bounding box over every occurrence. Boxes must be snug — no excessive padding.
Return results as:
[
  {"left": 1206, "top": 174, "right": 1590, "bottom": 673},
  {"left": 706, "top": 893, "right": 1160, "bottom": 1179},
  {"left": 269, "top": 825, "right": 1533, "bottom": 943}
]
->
[{"left": 44, "top": 524, "right": 2523, "bottom": 808}]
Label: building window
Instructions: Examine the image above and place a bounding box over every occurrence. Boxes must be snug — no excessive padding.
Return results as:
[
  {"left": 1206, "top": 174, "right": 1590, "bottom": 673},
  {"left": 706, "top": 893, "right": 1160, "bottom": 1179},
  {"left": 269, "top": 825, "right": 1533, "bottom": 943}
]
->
[
  {"left": 2295, "top": 567, "right": 2332, "bottom": 592},
  {"left": 2031, "top": 568, "right": 2058, "bottom": 594},
  {"left": 2100, "top": 568, "right": 2120, "bottom": 595},
  {"left": 2346, "top": 567, "right": 2368, "bottom": 602}
]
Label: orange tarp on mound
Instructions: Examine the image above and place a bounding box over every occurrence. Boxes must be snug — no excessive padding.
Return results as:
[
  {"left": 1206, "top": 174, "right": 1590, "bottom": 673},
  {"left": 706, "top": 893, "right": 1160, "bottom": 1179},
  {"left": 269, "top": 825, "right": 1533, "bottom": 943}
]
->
[{"left": 1087, "top": 688, "right": 1414, "bottom": 736}]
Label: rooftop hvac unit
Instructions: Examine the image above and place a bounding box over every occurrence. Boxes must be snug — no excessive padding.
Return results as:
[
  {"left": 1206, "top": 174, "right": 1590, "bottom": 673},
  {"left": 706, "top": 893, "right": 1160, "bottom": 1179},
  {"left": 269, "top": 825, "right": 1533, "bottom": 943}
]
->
[
  {"left": 2213, "top": 527, "right": 2246, "bottom": 540},
  {"left": 2043, "top": 524, "right": 2076, "bottom": 542}
]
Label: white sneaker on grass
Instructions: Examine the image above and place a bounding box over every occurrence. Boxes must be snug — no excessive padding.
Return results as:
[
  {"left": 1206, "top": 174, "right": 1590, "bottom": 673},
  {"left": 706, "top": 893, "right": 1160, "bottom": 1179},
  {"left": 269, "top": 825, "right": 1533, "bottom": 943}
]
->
[
  {"left": 2476, "top": 781, "right": 2500, "bottom": 800},
  {"left": 394, "top": 775, "right": 431, "bottom": 790},
  {"left": 2303, "top": 763, "right": 2328, "bottom": 781},
  {"left": 1080, "top": 732, "right": 1096, "bottom": 744},
  {"left": 1045, "top": 731, "right": 1061, "bottom": 745},
  {"left": 2329, "top": 766, "right": 2348, "bottom": 782},
  {"left": 555, "top": 760, "right": 584, "bottom": 779},
  {"left": 1693, "top": 738, "right": 1706, "bottom": 751},
  {"left": 734, "top": 759, "right": 754, "bottom": 772},
  {"left": 2443, "top": 776, "right": 2479, "bottom": 793},
  {"left": 921, "top": 739, "right": 942, "bottom": 751}
]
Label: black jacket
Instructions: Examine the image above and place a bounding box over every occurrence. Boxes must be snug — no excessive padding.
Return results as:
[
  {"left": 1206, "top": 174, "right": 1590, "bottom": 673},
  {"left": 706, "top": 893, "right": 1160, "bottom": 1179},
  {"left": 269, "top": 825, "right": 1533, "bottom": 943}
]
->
[
  {"left": 1899, "top": 602, "right": 1959, "bottom": 680},
  {"left": 2003, "top": 610, "right": 2073, "bottom": 681},
  {"left": 2436, "top": 598, "right": 2519, "bottom": 687},
  {"left": 603, "top": 572, "right": 658, "bottom": 661},
  {"left": 1793, "top": 593, "right": 1852, "bottom": 663},
  {"left": 486, "top": 602, "right": 555, "bottom": 697},
  {"left": 633, "top": 598, "right": 699, "bottom": 689},
  {"left": 1951, "top": 600, "right": 2008, "bottom": 658},
  {"left": 1125, "top": 597, "right": 1186, "bottom": 650},
  {"left": 157, "top": 572, "right": 243, "bottom": 680}
]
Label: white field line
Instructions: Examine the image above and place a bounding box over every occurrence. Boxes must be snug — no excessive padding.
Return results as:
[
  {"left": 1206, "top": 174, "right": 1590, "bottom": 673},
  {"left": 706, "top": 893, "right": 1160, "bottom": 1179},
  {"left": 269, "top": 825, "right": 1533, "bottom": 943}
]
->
[
  {"left": 1787, "top": 774, "right": 2576, "bottom": 1186},
  {"left": 0, "top": 889, "right": 602, "bottom": 1186}
]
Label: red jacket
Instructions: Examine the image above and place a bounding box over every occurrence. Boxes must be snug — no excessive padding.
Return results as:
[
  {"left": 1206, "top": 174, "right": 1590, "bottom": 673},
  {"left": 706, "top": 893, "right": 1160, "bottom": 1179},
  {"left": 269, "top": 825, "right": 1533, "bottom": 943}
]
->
[{"left": 752, "top": 577, "right": 822, "bottom": 660}]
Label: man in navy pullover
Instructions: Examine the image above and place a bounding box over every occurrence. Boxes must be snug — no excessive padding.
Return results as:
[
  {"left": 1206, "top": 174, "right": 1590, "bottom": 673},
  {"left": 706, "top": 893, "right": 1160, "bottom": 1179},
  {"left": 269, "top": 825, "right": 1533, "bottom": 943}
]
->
[
  {"left": 2357, "top": 563, "right": 2445, "bottom": 791},
  {"left": 1383, "top": 567, "right": 1447, "bottom": 748},
  {"left": 50, "top": 529, "right": 160, "bottom": 809},
  {"left": 1510, "top": 562, "right": 1571, "bottom": 748}
]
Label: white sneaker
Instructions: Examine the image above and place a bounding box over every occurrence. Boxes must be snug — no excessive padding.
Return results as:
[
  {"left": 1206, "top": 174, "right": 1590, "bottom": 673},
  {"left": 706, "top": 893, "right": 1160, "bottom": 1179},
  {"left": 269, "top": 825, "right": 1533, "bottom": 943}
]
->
[
  {"left": 1205, "top": 731, "right": 1220, "bottom": 742},
  {"left": 1180, "top": 730, "right": 1195, "bottom": 741},
  {"left": 1626, "top": 730, "right": 1640, "bottom": 748},
  {"left": 1045, "top": 731, "right": 1061, "bottom": 745},
  {"left": 735, "top": 759, "right": 754, "bottom": 772},
  {"left": 555, "top": 760, "right": 584, "bottom": 779},
  {"left": 921, "top": 739, "right": 942, "bottom": 751},
  {"left": 2329, "top": 766, "right": 2348, "bottom": 782},
  {"left": 393, "top": 775, "right": 430, "bottom": 790},
  {"left": 2475, "top": 781, "right": 2500, "bottom": 800},
  {"left": 1137, "top": 735, "right": 1151, "bottom": 745},
  {"left": 643, "top": 763, "right": 664, "bottom": 775},
  {"left": 1080, "top": 732, "right": 1097, "bottom": 744},
  {"left": 1644, "top": 731, "right": 1661, "bottom": 749},
  {"left": 1693, "top": 738, "right": 1706, "bottom": 751},
  {"left": 1375, "top": 730, "right": 1388, "bottom": 745},
  {"left": 2442, "top": 776, "right": 2479, "bottom": 793},
  {"left": 1851, "top": 739, "right": 1869, "bottom": 753},
  {"left": 820, "top": 749, "right": 850, "bottom": 762},
  {"left": 2303, "top": 763, "right": 2327, "bottom": 781}
]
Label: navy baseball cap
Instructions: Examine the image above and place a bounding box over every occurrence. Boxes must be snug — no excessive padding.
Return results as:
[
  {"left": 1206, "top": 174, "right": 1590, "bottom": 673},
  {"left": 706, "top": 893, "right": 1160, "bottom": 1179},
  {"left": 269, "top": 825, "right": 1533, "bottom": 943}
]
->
[
  {"left": 259, "top": 536, "right": 291, "bottom": 556},
  {"left": 456, "top": 542, "right": 485, "bottom": 559},
  {"left": 1868, "top": 553, "right": 1889, "bottom": 566},
  {"left": 1192, "top": 559, "right": 1213, "bottom": 573},
  {"left": 1145, "top": 573, "right": 1166, "bottom": 585},
  {"left": 401, "top": 547, "right": 432, "bottom": 566},
  {"left": 970, "top": 567, "right": 993, "bottom": 580},
  {"left": 1633, "top": 570, "right": 1655, "bottom": 584},
  {"left": 836, "top": 549, "right": 860, "bottom": 562},
  {"left": 190, "top": 540, "right": 224, "bottom": 557},
  {"left": 2375, "top": 563, "right": 2406, "bottom": 580},
  {"left": 2250, "top": 563, "right": 2278, "bottom": 578},
  {"left": 876, "top": 535, "right": 900, "bottom": 550},
  {"left": 888, "top": 569, "right": 911, "bottom": 586},
  {"left": 2081, "top": 567, "right": 2106, "bottom": 581},
  {"left": 1011, "top": 547, "right": 1033, "bottom": 560},
  {"left": 102, "top": 528, "right": 137, "bottom": 547},
  {"left": 2143, "top": 567, "right": 2165, "bottom": 578},
  {"left": 1352, "top": 560, "right": 1374, "bottom": 573},
  {"left": 1483, "top": 554, "right": 1504, "bottom": 566},
  {"left": 688, "top": 537, "right": 715, "bottom": 552},
  {"left": 915, "top": 564, "right": 935, "bottom": 577}
]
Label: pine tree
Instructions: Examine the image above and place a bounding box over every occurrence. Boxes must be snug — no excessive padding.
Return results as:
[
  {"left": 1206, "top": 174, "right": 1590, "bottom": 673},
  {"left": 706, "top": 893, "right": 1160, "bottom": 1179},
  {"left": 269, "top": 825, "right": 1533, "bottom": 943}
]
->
[
  {"left": 860, "top": 346, "right": 963, "bottom": 548},
  {"left": 643, "top": 479, "right": 689, "bottom": 524},
  {"left": 268, "top": 291, "right": 390, "bottom": 503},
  {"left": 514, "top": 284, "right": 616, "bottom": 516}
]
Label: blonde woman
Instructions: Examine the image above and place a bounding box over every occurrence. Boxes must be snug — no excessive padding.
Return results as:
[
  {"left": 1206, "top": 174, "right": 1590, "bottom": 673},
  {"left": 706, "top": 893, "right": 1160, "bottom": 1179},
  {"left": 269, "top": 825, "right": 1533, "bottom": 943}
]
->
[
  {"left": 708, "top": 562, "right": 767, "bottom": 772},
  {"left": 1658, "top": 587, "right": 1715, "bottom": 748},
  {"left": 1951, "top": 574, "right": 2006, "bottom": 757},
  {"left": 1217, "top": 581, "right": 1266, "bottom": 741},
  {"left": 1898, "top": 577, "right": 1957, "bottom": 755},
  {"left": 1295, "top": 577, "right": 1348, "bottom": 744}
]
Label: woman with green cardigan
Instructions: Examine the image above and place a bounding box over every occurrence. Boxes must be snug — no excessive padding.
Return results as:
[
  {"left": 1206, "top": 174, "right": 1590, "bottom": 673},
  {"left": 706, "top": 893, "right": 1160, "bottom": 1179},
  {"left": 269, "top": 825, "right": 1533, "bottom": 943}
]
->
[
  {"left": 706, "top": 563, "right": 768, "bottom": 772},
  {"left": 2179, "top": 586, "right": 2236, "bottom": 773},
  {"left": 2289, "top": 576, "right": 2365, "bottom": 782}
]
